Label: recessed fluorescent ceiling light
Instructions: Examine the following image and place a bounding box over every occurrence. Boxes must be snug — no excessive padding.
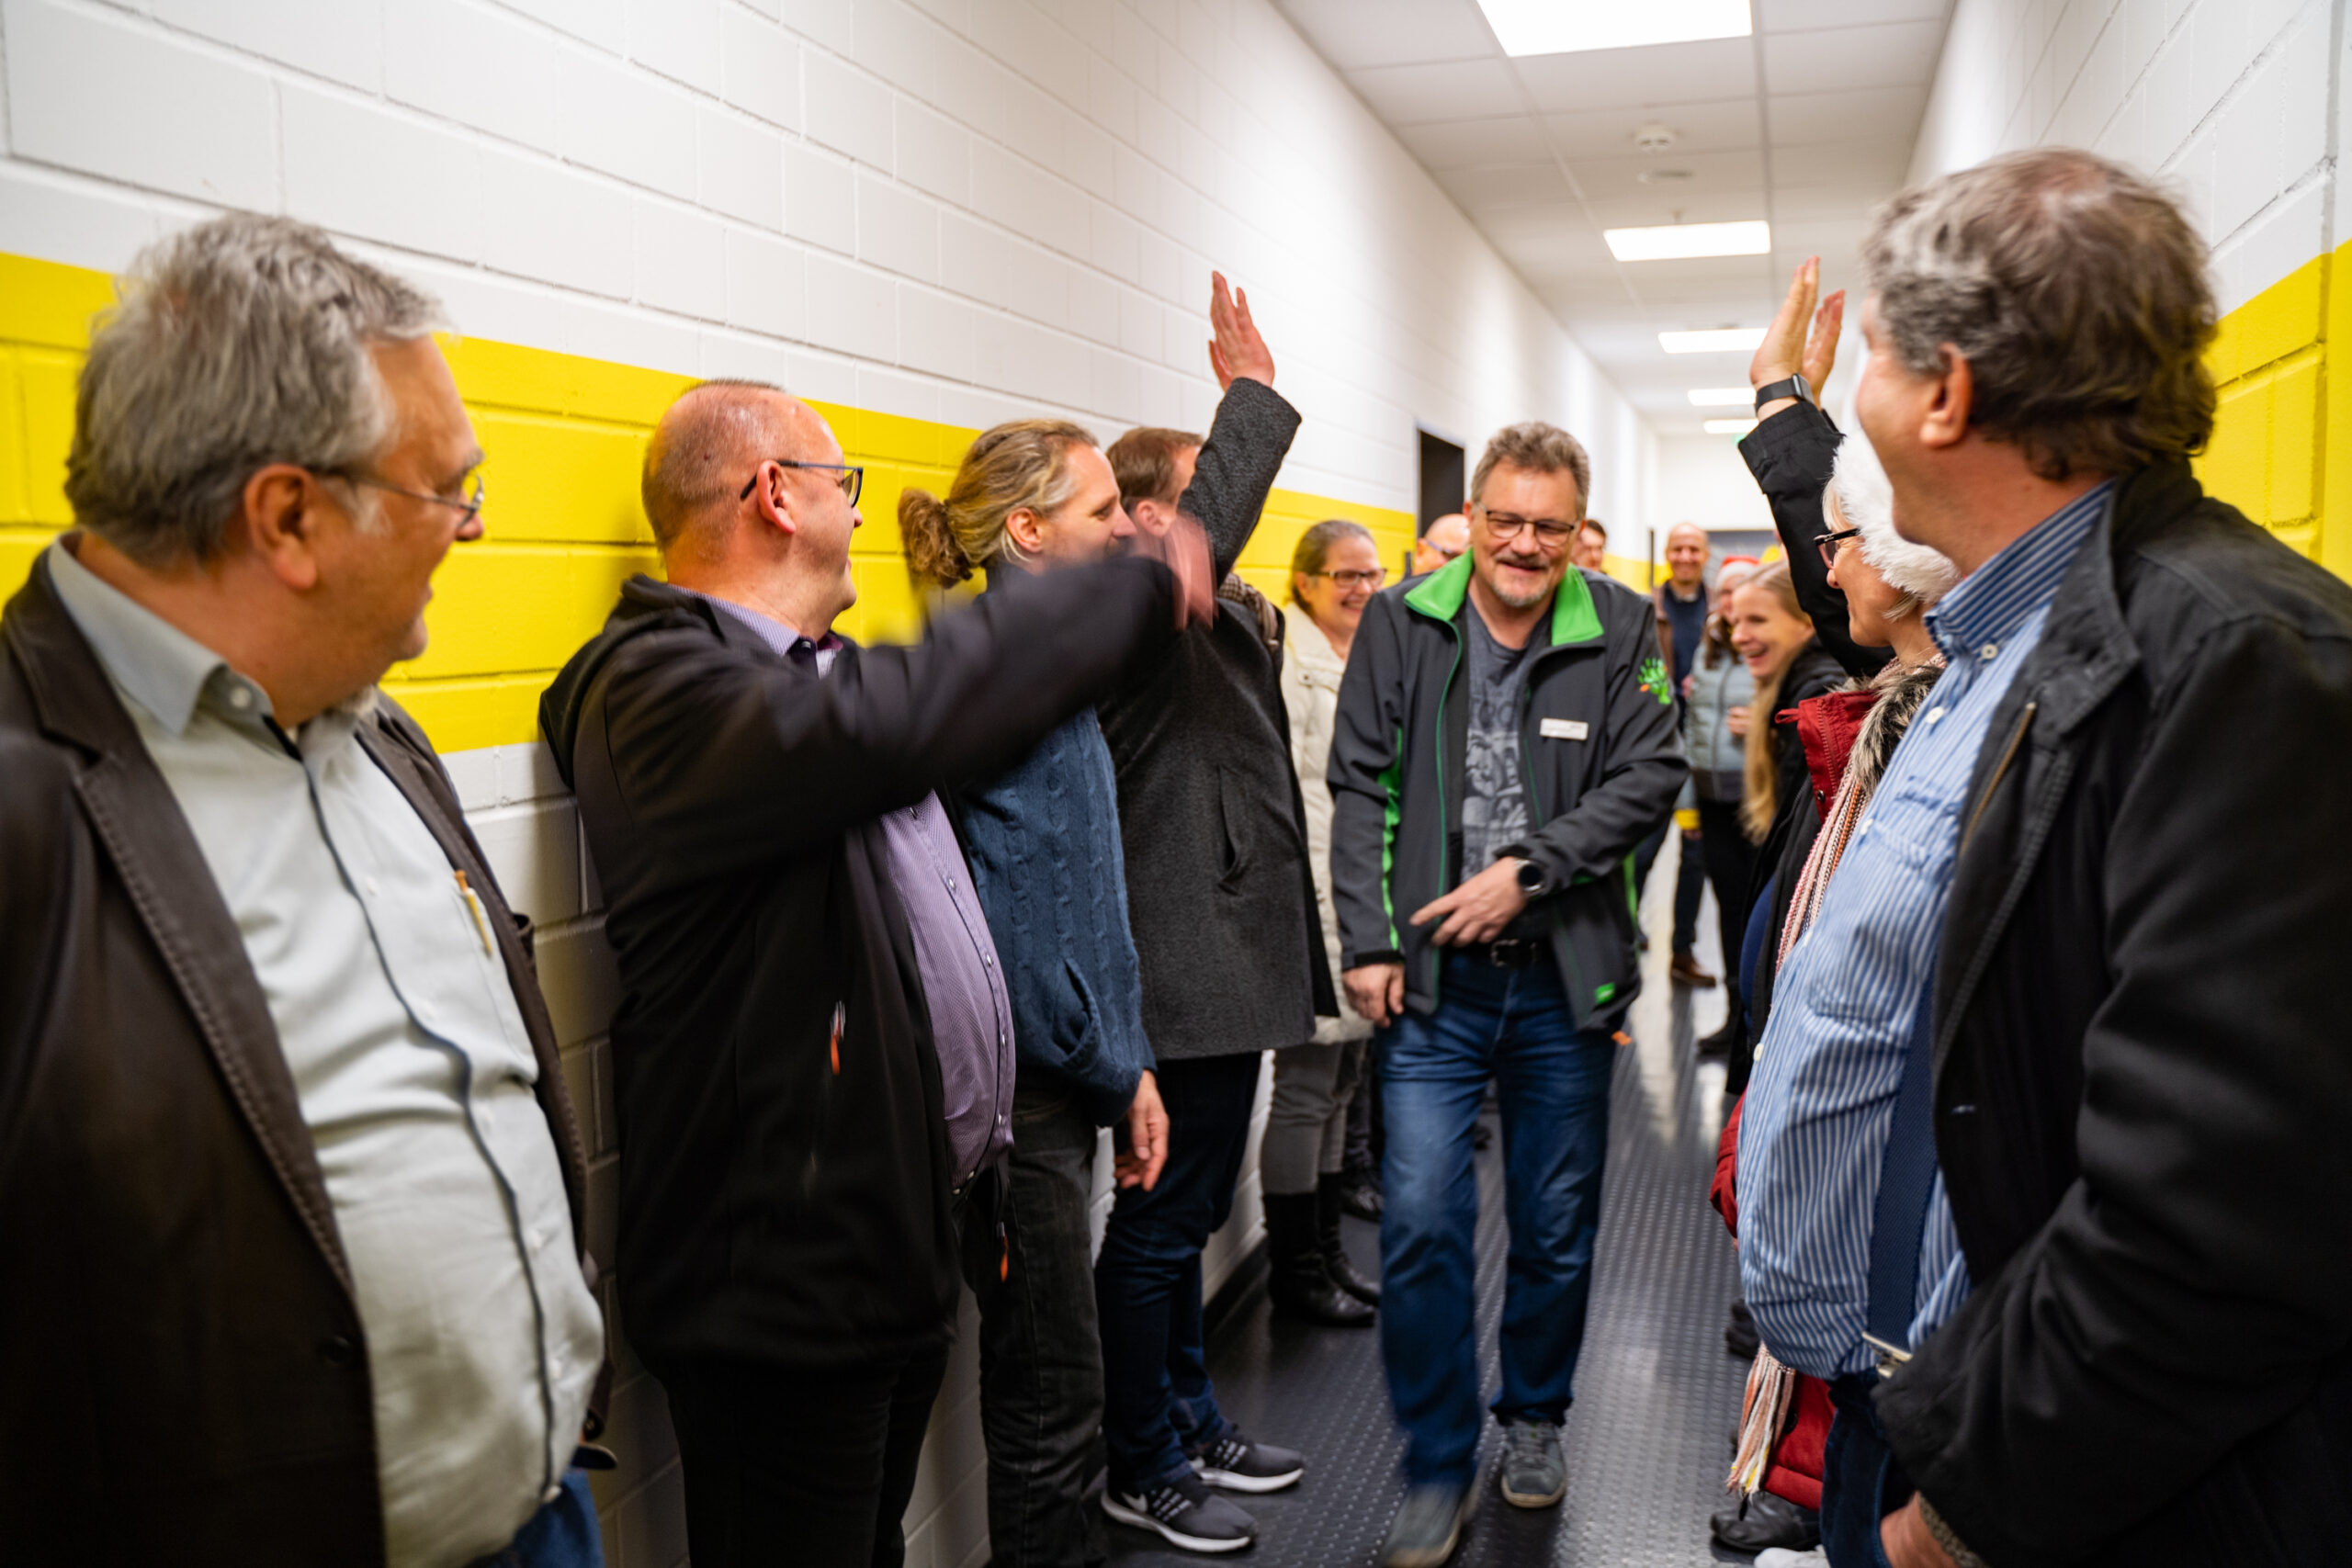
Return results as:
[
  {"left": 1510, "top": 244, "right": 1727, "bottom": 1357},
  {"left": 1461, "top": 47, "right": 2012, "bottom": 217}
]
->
[
  {"left": 1704, "top": 418, "right": 1758, "bottom": 436},
  {"left": 1660, "top": 328, "right": 1767, "bottom": 354},
  {"left": 1606, "top": 220, "right": 1770, "bottom": 261},
  {"left": 1475, "top": 0, "right": 1751, "bottom": 56},
  {"left": 1688, "top": 388, "right": 1752, "bottom": 406}
]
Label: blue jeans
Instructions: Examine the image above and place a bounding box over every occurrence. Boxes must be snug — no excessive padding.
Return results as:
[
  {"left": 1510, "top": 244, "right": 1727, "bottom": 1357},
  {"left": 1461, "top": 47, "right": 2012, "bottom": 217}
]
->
[
  {"left": 1379, "top": 954, "right": 1616, "bottom": 1486},
  {"left": 1822, "top": 1374, "right": 1910, "bottom": 1568},
  {"left": 470, "top": 1469, "right": 604, "bottom": 1568},
  {"left": 1095, "top": 1052, "right": 1263, "bottom": 1493}
]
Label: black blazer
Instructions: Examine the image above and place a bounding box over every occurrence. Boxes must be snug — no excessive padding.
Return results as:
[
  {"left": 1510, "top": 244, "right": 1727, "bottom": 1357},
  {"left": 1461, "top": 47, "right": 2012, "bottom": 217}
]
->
[
  {"left": 0, "top": 552, "right": 600, "bottom": 1568},
  {"left": 539, "top": 559, "right": 1175, "bottom": 1374},
  {"left": 1876, "top": 464, "right": 2352, "bottom": 1565}
]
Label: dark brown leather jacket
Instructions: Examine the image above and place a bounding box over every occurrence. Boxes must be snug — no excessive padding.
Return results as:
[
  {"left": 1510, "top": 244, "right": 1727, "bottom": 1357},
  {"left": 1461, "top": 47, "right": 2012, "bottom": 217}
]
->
[{"left": 0, "top": 553, "right": 602, "bottom": 1567}]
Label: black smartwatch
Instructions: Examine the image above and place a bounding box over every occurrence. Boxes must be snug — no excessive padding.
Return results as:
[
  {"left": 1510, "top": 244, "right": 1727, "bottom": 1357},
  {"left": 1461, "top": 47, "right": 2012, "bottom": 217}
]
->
[
  {"left": 1512, "top": 858, "right": 1551, "bottom": 898},
  {"left": 1754, "top": 373, "right": 1814, "bottom": 413}
]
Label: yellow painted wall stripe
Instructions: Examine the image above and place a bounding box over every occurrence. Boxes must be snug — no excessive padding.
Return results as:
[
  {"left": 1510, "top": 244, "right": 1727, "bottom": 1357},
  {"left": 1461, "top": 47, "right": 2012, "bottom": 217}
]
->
[{"left": 10, "top": 242, "right": 2338, "bottom": 753}]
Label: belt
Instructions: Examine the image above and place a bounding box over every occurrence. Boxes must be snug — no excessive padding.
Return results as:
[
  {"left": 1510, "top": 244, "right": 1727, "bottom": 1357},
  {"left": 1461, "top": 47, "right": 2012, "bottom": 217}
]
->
[{"left": 1459, "top": 937, "right": 1542, "bottom": 968}]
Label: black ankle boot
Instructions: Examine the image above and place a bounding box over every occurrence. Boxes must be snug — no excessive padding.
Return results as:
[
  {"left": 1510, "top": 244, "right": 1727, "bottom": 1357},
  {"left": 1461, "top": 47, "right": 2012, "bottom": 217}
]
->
[
  {"left": 1317, "top": 1175, "right": 1381, "bottom": 1304},
  {"left": 1264, "top": 1192, "right": 1374, "bottom": 1326}
]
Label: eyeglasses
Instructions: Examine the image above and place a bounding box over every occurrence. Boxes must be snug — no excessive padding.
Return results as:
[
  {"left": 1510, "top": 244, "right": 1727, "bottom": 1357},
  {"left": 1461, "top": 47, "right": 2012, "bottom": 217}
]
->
[
  {"left": 741, "top": 458, "right": 865, "bottom": 506},
  {"left": 1476, "top": 508, "right": 1577, "bottom": 549},
  {"left": 1313, "top": 568, "right": 1388, "bottom": 590},
  {"left": 342, "top": 471, "right": 486, "bottom": 528},
  {"left": 1814, "top": 526, "right": 1862, "bottom": 568}
]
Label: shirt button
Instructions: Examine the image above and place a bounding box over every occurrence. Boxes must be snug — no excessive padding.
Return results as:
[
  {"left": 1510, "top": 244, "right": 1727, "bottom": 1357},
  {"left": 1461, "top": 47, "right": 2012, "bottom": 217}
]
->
[
  {"left": 228, "top": 686, "right": 254, "bottom": 710},
  {"left": 1923, "top": 709, "right": 1944, "bottom": 725},
  {"left": 983, "top": 953, "right": 994, "bottom": 967},
  {"left": 947, "top": 877, "right": 957, "bottom": 890},
  {"left": 365, "top": 877, "right": 380, "bottom": 897},
  {"left": 1979, "top": 642, "right": 2000, "bottom": 660}
]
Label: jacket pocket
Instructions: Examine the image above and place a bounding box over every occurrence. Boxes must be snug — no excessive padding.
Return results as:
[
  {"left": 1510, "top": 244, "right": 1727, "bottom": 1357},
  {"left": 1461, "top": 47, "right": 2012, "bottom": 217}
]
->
[
  {"left": 1047, "top": 958, "right": 1110, "bottom": 1087},
  {"left": 1214, "top": 764, "right": 1252, "bottom": 888},
  {"left": 1553, "top": 877, "right": 1637, "bottom": 1021}
]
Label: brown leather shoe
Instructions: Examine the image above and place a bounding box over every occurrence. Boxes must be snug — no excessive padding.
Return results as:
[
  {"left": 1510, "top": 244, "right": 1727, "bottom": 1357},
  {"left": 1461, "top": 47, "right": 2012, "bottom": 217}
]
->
[{"left": 1669, "top": 952, "right": 1719, "bottom": 988}]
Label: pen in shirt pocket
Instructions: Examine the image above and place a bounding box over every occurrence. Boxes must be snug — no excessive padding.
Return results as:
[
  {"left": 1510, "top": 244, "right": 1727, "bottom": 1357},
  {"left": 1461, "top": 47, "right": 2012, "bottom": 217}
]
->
[{"left": 454, "top": 869, "right": 494, "bottom": 954}]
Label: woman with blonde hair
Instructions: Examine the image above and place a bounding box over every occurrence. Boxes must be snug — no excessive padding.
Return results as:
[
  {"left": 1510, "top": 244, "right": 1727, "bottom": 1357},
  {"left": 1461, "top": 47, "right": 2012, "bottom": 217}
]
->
[{"left": 899, "top": 420, "right": 1243, "bottom": 1563}]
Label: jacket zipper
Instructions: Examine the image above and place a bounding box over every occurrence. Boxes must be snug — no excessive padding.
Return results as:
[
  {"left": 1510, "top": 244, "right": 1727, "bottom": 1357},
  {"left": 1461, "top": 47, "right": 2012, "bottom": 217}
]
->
[
  {"left": 1516, "top": 649, "right": 1594, "bottom": 1020},
  {"left": 1429, "top": 623, "right": 1464, "bottom": 1010}
]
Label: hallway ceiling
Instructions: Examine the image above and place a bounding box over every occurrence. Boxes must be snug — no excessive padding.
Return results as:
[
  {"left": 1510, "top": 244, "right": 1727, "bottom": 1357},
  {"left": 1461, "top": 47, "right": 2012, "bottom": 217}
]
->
[{"left": 1273, "top": 0, "right": 1954, "bottom": 439}]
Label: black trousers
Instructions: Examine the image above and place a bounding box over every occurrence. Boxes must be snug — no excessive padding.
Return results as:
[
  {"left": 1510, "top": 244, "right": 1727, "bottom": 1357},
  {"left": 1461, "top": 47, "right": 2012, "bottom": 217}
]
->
[
  {"left": 1696, "top": 799, "right": 1762, "bottom": 1011},
  {"left": 663, "top": 1345, "right": 951, "bottom": 1568},
  {"left": 1634, "top": 816, "right": 1704, "bottom": 955},
  {"left": 965, "top": 1086, "right": 1114, "bottom": 1568}
]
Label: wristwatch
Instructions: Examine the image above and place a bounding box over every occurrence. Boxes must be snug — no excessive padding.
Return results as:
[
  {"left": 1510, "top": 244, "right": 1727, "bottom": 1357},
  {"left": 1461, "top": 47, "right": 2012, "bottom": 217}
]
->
[
  {"left": 1512, "top": 858, "right": 1551, "bottom": 898},
  {"left": 1754, "top": 373, "right": 1815, "bottom": 413}
]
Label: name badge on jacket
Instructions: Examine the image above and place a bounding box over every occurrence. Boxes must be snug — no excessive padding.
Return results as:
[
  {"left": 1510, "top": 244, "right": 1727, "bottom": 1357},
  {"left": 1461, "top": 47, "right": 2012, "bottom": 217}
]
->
[{"left": 1540, "top": 718, "right": 1589, "bottom": 741}]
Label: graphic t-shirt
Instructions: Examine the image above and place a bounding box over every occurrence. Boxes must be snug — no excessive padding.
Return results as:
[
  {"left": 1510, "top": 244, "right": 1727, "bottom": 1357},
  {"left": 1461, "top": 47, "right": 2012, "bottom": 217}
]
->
[{"left": 1460, "top": 607, "right": 1536, "bottom": 879}]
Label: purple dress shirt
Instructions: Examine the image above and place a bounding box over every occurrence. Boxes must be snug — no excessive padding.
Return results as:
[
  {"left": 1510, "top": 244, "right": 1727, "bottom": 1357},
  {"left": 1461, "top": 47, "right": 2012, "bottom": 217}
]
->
[{"left": 695, "top": 592, "right": 1016, "bottom": 1185}]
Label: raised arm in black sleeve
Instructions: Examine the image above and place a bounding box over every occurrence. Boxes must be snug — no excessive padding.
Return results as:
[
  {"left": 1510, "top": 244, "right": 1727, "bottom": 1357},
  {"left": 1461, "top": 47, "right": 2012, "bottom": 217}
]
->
[
  {"left": 1736, "top": 401, "right": 1878, "bottom": 679},
  {"left": 1178, "top": 377, "right": 1302, "bottom": 579}
]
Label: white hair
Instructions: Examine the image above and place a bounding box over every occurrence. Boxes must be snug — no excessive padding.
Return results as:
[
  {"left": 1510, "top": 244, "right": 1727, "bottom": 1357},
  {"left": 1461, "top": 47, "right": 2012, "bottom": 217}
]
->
[{"left": 1823, "top": 431, "right": 1957, "bottom": 614}]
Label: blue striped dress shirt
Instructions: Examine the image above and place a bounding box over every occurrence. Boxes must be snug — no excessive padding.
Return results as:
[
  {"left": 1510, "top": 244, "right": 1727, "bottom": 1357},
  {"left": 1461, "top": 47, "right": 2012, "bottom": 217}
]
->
[{"left": 1737, "top": 480, "right": 2115, "bottom": 1379}]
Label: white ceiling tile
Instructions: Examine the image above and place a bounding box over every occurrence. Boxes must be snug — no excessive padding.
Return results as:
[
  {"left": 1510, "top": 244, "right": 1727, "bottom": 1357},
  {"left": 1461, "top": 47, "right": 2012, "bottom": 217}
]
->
[
  {"left": 1770, "top": 179, "right": 1901, "bottom": 220},
  {"left": 1439, "top": 162, "right": 1574, "bottom": 208},
  {"left": 1566, "top": 148, "right": 1768, "bottom": 202},
  {"left": 1767, "top": 85, "right": 1926, "bottom": 147},
  {"left": 1270, "top": 0, "right": 1499, "bottom": 70},
  {"left": 1512, "top": 36, "right": 1758, "bottom": 113},
  {"left": 1346, "top": 57, "right": 1523, "bottom": 123},
  {"left": 1757, "top": 0, "right": 1949, "bottom": 31},
  {"left": 1542, "top": 99, "right": 1764, "bottom": 159},
  {"left": 1761, "top": 18, "right": 1947, "bottom": 96},
  {"left": 1771, "top": 138, "right": 1908, "bottom": 187},
  {"left": 1395, "top": 115, "right": 1554, "bottom": 168},
  {"left": 1583, "top": 189, "right": 1774, "bottom": 229}
]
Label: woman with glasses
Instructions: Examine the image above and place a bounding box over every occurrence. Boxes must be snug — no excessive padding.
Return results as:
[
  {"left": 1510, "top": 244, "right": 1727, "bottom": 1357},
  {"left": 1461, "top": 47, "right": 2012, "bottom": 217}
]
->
[{"left": 1261, "top": 518, "right": 1389, "bottom": 1327}]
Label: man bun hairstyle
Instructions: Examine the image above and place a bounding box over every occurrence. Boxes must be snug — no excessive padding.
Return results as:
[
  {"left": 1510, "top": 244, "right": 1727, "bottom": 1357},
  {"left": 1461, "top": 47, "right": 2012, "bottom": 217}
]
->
[
  {"left": 1471, "top": 422, "right": 1592, "bottom": 517},
  {"left": 1106, "top": 426, "right": 1202, "bottom": 512},
  {"left": 1287, "top": 517, "right": 1375, "bottom": 607},
  {"left": 900, "top": 418, "right": 1095, "bottom": 587},
  {"left": 1861, "top": 147, "right": 2217, "bottom": 481},
  {"left": 66, "top": 211, "right": 444, "bottom": 567}
]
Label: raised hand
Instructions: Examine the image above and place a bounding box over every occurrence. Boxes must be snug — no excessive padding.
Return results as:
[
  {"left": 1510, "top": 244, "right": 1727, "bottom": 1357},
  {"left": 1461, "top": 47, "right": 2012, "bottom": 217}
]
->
[
  {"left": 1750, "top": 256, "right": 1845, "bottom": 404},
  {"left": 1207, "top": 270, "right": 1274, "bottom": 390},
  {"left": 1130, "top": 510, "right": 1218, "bottom": 628}
]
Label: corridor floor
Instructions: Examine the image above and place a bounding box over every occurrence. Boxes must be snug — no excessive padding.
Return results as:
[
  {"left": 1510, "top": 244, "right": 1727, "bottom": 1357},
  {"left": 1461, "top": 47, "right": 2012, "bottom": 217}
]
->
[{"left": 1108, "top": 842, "right": 1754, "bottom": 1566}]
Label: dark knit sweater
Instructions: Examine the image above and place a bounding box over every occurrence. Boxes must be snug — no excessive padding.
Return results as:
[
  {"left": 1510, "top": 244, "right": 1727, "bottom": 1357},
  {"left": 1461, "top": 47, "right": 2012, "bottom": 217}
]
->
[{"left": 959, "top": 651, "right": 1152, "bottom": 1127}]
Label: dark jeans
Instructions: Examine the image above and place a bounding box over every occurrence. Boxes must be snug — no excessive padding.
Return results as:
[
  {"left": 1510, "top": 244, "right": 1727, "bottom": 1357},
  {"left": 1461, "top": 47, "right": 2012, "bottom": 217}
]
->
[
  {"left": 469, "top": 1469, "right": 604, "bottom": 1568},
  {"left": 966, "top": 1086, "right": 1112, "bottom": 1568},
  {"left": 663, "top": 1348, "right": 950, "bottom": 1568},
  {"left": 1822, "top": 1374, "right": 1911, "bottom": 1568},
  {"left": 1634, "top": 817, "right": 1703, "bottom": 955},
  {"left": 1379, "top": 955, "right": 1615, "bottom": 1486},
  {"left": 1095, "top": 1051, "right": 1265, "bottom": 1493}
]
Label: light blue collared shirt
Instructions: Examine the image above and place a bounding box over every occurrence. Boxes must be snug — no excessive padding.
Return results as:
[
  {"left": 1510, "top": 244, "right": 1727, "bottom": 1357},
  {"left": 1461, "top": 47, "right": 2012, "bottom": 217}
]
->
[
  {"left": 1738, "top": 482, "right": 2114, "bottom": 1379},
  {"left": 46, "top": 539, "right": 604, "bottom": 1568}
]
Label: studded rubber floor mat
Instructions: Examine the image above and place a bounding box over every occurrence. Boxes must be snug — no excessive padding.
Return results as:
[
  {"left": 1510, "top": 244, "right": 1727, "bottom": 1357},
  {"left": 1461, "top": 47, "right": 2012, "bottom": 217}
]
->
[{"left": 1108, "top": 854, "right": 1758, "bottom": 1567}]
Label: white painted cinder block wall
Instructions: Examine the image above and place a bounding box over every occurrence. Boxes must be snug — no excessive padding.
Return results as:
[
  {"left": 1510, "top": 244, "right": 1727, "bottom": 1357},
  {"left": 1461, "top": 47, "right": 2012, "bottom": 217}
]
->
[
  {"left": 1910, "top": 0, "right": 2347, "bottom": 314},
  {"left": 0, "top": 2, "right": 1665, "bottom": 1564}
]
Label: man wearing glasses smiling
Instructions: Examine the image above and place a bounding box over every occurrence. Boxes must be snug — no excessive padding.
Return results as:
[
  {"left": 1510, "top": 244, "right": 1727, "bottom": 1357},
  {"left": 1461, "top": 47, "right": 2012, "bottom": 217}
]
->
[{"left": 1329, "top": 422, "right": 1686, "bottom": 1566}]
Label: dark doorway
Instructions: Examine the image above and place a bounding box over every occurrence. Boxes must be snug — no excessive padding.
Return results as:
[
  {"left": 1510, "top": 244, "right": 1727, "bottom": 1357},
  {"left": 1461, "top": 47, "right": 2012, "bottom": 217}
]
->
[{"left": 1418, "top": 428, "right": 1465, "bottom": 535}]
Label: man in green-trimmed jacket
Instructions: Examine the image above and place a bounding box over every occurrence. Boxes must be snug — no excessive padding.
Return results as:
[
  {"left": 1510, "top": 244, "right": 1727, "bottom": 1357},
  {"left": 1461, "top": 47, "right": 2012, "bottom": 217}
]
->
[{"left": 1327, "top": 421, "right": 1685, "bottom": 1567}]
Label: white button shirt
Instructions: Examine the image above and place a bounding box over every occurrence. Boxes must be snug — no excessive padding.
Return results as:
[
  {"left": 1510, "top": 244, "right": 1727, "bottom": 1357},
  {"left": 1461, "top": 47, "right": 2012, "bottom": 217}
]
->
[{"left": 48, "top": 541, "right": 603, "bottom": 1568}]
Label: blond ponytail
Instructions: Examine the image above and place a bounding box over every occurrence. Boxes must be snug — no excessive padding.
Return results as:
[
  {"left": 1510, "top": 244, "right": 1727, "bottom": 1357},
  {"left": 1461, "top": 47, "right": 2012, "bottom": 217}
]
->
[{"left": 896, "top": 418, "right": 1094, "bottom": 589}]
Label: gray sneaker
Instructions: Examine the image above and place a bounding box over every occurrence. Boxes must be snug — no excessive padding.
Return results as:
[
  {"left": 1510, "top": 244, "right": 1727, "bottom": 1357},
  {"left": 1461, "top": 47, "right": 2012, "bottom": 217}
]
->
[
  {"left": 1380, "top": 1481, "right": 1473, "bottom": 1568},
  {"left": 1498, "top": 1417, "right": 1566, "bottom": 1508}
]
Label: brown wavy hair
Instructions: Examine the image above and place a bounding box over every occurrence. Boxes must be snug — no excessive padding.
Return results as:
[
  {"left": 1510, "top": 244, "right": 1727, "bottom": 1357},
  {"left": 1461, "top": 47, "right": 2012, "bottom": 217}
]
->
[{"left": 900, "top": 418, "right": 1095, "bottom": 587}]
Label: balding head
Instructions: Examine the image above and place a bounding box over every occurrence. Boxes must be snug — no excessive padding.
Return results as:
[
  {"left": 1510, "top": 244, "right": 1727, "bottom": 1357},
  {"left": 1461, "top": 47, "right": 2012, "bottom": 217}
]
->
[
  {"left": 1665, "top": 521, "right": 1710, "bottom": 590},
  {"left": 642, "top": 379, "right": 801, "bottom": 552},
  {"left": 1412, "top": 512, "right": 1469, "bottom": 575}
]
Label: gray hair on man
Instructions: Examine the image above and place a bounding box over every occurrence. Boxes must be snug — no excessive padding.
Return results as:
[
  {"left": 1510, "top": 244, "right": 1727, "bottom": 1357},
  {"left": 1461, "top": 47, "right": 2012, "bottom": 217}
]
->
[
  {"left": 1825, "top": 431, "right": 1958, "bottom": 615},
  {"left": 1470, "top": 422, "right": 1593, "bottom": 517},
  {"left": 64, "top": 212, "right": 444, "bottom": 568},
  {"left": 1860, "top": 147, "right": 2217, "bottom": 482}
]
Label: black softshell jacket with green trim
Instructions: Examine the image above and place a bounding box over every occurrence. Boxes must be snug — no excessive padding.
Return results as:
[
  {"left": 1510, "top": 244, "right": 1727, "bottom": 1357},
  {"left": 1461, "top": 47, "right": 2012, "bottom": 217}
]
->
[{"left": 1327, "top": 557, "right": 1688, "bottom": 1033}]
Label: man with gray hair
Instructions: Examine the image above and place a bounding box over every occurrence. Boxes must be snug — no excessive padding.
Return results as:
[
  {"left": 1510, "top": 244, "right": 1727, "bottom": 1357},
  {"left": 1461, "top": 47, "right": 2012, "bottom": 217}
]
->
[
  {"left": 0, "top": 212, "right": 609, "bottom": 1566},
  {"left": 1736, "top": 150, "right": 2352, "bottom": 1568},
  {"left": 1329, "top": 420, "right": 1685, "bottom": 1565}
]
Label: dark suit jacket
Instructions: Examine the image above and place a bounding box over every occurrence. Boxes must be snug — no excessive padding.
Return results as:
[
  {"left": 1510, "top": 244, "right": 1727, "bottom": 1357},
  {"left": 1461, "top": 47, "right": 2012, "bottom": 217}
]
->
[{"left": 0, "top": 550, "right": 601, "bottom": 1568}]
